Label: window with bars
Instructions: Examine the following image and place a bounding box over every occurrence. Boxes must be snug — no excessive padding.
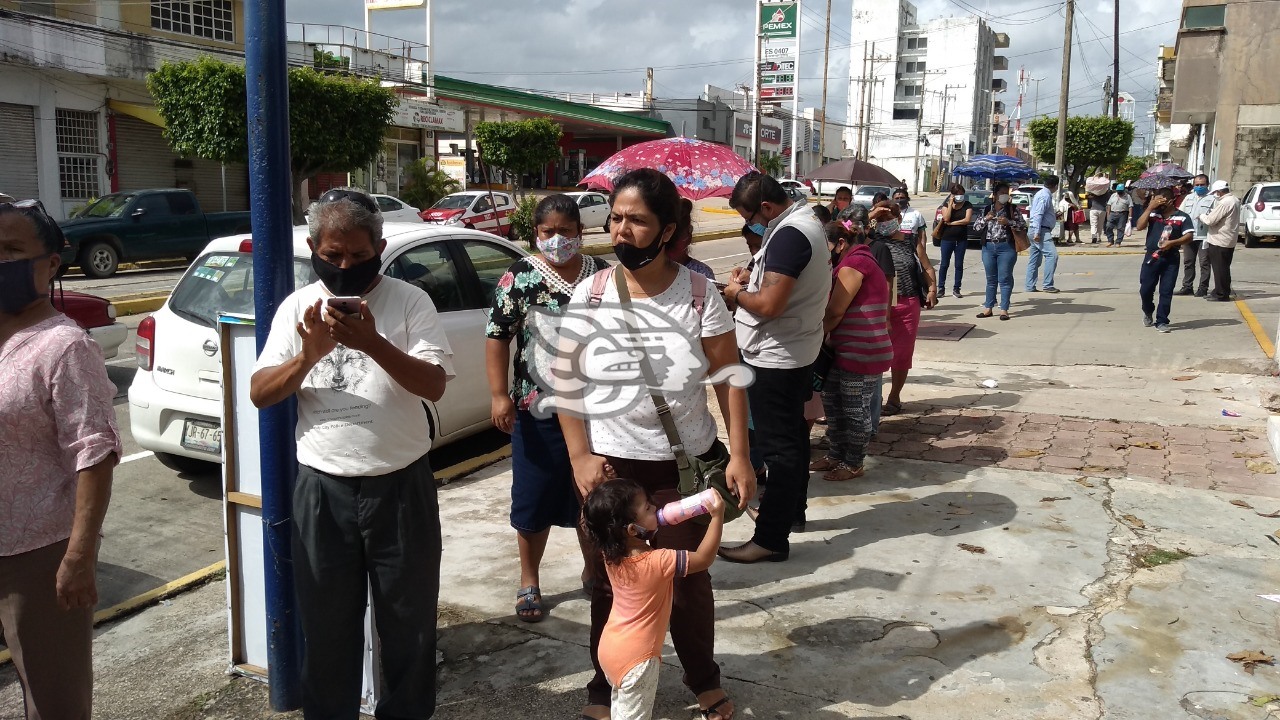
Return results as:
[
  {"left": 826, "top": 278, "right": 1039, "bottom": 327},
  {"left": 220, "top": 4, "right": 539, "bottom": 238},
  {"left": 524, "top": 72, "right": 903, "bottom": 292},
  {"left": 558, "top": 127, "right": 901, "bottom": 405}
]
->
[
  {"left": 151, "top": 1, "right": 235, "bottom": 43},
  {"left": 56, "top": 110, "right": 101, "bottom": 200}
]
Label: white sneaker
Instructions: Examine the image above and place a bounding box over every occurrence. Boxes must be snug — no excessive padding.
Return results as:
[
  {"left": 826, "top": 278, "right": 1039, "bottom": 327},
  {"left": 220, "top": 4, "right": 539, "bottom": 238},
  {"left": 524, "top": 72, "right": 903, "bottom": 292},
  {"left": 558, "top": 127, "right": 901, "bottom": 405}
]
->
[
  {"left": 1157, "top": 324, "right": 1171, "bottom": 333},
  {"left": 1143, "top": 315, "right": 1153, "bottom": 327}
]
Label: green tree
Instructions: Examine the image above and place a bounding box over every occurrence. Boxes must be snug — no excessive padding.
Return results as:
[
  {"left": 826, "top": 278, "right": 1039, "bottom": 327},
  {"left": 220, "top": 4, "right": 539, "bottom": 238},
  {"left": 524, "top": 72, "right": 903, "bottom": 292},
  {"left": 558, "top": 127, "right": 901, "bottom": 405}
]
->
[
  {"left": 507, "top": 195, "right": 541, "bottom": 248},
  {"left": 1115, "top": 154, "right": 1154, "bottom": 185},
  {"left": 1027, "top": 115, "right": 1134, "bottom": 192},
  {"left": 757, "top": 152, "right": 785, "bottom": 178},
  {"left": 147, "top": 57, "right": 397, "bottom": 222},
  {"left": 472, "top": 118, "right": 563, "bottom": 198},
  {"left": 398, "top": 158, "right": 460, "bottom": 211}
]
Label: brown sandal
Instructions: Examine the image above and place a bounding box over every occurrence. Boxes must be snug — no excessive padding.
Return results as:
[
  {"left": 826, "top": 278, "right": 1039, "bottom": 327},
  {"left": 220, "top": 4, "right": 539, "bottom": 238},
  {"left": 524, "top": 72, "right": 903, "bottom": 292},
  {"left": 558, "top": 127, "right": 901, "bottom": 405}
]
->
[
  {"left": 809, "top": 456, "right": 839, "bottom": 471},
  {"left": 824, "top": 463, "right": 865, "bottom": 482}
]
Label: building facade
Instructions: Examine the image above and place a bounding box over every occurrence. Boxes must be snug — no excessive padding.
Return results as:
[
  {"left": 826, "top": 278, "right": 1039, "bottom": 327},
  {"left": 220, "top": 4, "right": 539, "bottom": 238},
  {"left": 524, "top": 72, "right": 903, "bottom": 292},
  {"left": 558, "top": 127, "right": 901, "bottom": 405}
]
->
[
  {"left": 845, "top": 0, "right": 1008, "bottom": 192},
  {"left": 1170, "top": 0, "right": 1280, "bottom": 187}
]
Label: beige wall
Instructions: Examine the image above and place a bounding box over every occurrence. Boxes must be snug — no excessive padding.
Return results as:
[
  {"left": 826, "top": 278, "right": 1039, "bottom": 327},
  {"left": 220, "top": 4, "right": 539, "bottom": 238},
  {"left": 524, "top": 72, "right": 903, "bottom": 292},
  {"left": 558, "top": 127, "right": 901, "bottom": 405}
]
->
[
  {"left": 1172, "top": 0, "right": 1280, "bottom": 183},
  {"left": 0, "top": 1, "right": 244, "bottom": 51}
]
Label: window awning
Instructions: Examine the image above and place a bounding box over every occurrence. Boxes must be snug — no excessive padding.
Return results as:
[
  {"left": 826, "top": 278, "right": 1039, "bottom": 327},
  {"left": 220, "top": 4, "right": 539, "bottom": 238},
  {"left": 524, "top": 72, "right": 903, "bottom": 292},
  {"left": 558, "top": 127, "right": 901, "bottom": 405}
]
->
[{"left": 108, "top": 100, "right": 166, "bottom": 128}]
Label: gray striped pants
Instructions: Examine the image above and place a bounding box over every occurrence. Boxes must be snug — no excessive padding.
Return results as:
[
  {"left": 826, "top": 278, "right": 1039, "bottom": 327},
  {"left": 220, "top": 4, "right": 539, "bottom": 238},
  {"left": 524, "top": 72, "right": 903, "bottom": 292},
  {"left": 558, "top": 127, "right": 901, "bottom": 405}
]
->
[{"left": 819, "top": 367, "right": 881, "bottom": 469}]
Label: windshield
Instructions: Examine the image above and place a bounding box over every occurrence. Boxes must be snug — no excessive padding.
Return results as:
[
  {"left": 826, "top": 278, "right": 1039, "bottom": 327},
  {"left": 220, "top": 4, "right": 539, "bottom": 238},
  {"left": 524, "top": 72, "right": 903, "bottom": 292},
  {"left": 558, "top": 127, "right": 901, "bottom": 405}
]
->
[
  {"left": 1260, "top": 187, "right": 1280, "bottom": 203},
  {"left": 77, "top": 194, "right": 135, "bottom": 218},
  {"left": 1011, "top": 193, "right": 1032, "bottom": 206},
  {"left": 966, "top": 192, "right": 991, "bottom": 205},
  {"left": 431, "top": 195, "right": 475, "bottom": 210},
  {"left": 168, "top": 253, "right": 317, "bottom": 328},
  {"left": 855, "top": 186, "right": 892, "bottom": 198}
]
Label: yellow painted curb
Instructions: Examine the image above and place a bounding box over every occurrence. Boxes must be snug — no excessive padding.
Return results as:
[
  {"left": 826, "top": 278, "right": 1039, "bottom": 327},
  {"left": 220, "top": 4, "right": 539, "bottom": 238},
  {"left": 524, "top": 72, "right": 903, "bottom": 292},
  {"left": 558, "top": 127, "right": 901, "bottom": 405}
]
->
[
  {"left": 0, "top": 559, "right": 227, "bottom": 667},
  {"left": 112, "top": 295, "right": 168, "bottom": 316},
  {"left": 436, "top": 446, "right": 513, "bottom": 485},
  {"left": 702, "top": 206, "right": 741, "bottom": 216},
  {"left": 1236, "top": 298, "right": 1275, "bottom": 359}
]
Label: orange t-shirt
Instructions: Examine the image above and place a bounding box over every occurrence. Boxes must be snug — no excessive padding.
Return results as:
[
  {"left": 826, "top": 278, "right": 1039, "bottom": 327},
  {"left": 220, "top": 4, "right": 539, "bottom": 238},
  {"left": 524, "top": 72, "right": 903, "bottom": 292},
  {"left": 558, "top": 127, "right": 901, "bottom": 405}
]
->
[{"left": 598, "top": 548, "right": 689, "bottom": 686}]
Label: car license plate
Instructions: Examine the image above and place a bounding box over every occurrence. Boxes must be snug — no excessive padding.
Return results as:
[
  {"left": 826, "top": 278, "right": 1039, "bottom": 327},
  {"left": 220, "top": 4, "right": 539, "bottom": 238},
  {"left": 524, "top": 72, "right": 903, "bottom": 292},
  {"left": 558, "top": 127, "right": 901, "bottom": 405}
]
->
[{"left": 181, "top": 419, "right": 222, "bottom": 455}]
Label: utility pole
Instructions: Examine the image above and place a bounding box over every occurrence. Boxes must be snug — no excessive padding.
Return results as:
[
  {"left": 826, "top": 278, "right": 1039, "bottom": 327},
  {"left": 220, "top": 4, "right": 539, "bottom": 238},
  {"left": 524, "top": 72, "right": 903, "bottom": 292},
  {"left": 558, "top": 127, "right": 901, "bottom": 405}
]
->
[
  {"left": 855, "top": 42, "right": 869, "bottom": 158},
  {"left": 818, "top": 0, "right": 831, "bottom": 166},
  {"left": 1111, "top": 0, "right": 1120, "bottom": 118},
  {"left": 859, "top": 43, "right": 892, "bottom": 160},
  {"left": 937, "top": 85, "right": 958, "bottom": 191},
  {"left": 1032, "top": 76, "right": 1043, "bottom": 118},
  {"left": 1054, "top": 0, "right": 1074, "bottom": 184},
  {"left": 752, "top": 19, "right": 762, "bottom": 163},
  {"left": 644, "top": 67, "right": 654, "bottom": 113},
  {"left": 912, "top": 71, "right": 942, "bottom": 194}
]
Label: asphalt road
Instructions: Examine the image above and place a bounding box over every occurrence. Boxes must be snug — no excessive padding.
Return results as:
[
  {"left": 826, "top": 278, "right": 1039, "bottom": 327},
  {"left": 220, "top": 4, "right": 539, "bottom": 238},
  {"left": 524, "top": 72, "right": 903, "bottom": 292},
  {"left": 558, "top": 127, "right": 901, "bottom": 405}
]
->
[{"left": 70, "top": 220, "right": 1280, "bottom": 617}]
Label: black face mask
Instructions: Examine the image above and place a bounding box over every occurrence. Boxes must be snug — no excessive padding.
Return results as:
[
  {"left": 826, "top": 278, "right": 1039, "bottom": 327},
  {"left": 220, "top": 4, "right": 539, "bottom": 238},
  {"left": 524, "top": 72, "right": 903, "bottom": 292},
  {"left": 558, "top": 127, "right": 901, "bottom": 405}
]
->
[
  {"left": 0, "top": 257, "right": 46, "bottom": 315},
  {"left": 614, "top": 234, "right": 667, "bottom": 272},
  {"left": 311, "top": 252, "right": 382, "bottom": 296}
]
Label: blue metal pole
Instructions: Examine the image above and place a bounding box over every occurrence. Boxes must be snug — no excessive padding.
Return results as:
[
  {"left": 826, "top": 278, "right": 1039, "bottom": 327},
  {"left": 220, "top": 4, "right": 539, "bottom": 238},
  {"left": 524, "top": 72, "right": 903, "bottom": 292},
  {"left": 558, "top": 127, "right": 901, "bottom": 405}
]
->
[{"left": 245, "top": 0, "right": 302, "bottom": 710}]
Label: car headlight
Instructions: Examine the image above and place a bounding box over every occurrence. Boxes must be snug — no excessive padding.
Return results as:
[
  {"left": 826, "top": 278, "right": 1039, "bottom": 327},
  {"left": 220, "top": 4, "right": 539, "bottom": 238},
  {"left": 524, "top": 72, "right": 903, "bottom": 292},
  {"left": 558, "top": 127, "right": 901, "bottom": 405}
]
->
[{"left": 445, "top": 215, "right": 462, "bottom": 225}]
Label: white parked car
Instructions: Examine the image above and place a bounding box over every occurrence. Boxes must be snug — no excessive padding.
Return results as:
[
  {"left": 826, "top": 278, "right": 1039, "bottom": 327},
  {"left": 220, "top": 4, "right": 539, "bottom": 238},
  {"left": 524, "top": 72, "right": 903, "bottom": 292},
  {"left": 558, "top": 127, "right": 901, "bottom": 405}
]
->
[
  {"left": 371, "top": 194, "right": 424, "bottom": 223},
  {"left": 129, "top": 223, "right": 528, "bottom": 473},
  {"left": 779, "top": 179, "right": 814, "bottom": 198},
  {"left": 852, "top": 184, "right": 895, "bottom": 208},
  {"left": 1240, "top": 182, "right": 1280, "bottom": 248},
  {"left": 419, "top": 191, "right": 515, "bottom": 237},
  {"left": 564, "top": 191, "right": 612, "bottom": 230}
]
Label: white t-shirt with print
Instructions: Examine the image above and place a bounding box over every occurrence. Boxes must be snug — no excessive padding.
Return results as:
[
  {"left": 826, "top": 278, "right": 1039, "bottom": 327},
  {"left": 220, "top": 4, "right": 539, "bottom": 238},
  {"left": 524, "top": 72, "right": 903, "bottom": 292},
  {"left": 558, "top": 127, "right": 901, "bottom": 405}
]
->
[
  {"left": 899, "top": 207, "right": 926, "bottom": 235},
  {"left": 253, "top": 277, "right": 455, "bottom": 477},
  {"left": 560, "top": 266, "right": 734, "bottom": 461}
]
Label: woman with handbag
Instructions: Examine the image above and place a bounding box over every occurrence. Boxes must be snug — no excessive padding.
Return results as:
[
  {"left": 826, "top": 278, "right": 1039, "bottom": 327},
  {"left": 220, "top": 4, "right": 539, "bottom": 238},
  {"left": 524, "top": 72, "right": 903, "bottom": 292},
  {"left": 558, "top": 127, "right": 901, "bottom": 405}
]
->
[
  {"left": 810, "top": 218, "right": 893, "bottom": 481},
  {"left": 973, "top": 182, "right": 1029, "bottom": 321},
  {"left": 556, "top": 168, "right": 754, "bottom": 720},
  {"left": 875, "top": 194, "right": 937, "bottom": 417},
  {"left": 1058, "top": 190, "right": 1083, "bottom": 244}
]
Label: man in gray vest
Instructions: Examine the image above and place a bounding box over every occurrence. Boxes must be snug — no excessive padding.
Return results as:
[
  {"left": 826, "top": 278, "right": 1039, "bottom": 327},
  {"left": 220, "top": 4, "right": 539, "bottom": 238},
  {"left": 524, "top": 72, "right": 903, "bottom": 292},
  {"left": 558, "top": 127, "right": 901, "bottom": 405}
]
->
[
  {"left": 720, "top": 172, "right": 829, "bottom": 563},
  {"left": 1176, "top": 174, "right": 1215, "bottom": 296}
]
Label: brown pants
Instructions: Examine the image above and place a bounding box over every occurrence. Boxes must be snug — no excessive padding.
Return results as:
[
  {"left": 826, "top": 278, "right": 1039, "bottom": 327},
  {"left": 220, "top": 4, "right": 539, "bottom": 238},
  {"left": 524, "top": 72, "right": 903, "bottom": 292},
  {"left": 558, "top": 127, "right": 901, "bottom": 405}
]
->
[
  {"left": 0, "top": 539, "right": 93, "bottom": 720},
  {"left": 583, "top": 456, "right": 721, "bottom": 707}
]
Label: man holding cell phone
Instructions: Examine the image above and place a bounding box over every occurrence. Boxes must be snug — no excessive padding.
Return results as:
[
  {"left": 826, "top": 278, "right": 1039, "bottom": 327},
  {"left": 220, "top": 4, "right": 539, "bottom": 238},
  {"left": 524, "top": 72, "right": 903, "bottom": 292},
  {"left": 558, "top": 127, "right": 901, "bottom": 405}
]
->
[{"left": 249, "top": 187, "right": 454, "bottom": 719}]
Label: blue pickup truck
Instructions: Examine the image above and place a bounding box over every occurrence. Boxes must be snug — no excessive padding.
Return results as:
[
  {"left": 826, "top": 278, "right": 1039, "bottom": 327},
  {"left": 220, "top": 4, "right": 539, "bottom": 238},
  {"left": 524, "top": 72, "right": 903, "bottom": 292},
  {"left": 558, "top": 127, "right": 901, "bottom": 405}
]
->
[{"left": 60, "top": 189, "right": 253, "bottom": 278}]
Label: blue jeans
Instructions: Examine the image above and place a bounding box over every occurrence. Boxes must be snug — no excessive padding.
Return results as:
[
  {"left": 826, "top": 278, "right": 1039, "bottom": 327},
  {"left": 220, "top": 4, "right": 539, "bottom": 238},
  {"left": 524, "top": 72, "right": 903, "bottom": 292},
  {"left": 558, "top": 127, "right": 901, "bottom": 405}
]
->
[
  {"left": 1139, "top": 255, "right": 1180, "bottom": 326},
  {"left": 938, "top": 239, "right": 968, "bottom": 292},
  {"left": 982, "top": 241, "right": 1018, "bottom": 311},
  {"left": 1025, "top": 233, "right": 1058, "bottom": 290}
]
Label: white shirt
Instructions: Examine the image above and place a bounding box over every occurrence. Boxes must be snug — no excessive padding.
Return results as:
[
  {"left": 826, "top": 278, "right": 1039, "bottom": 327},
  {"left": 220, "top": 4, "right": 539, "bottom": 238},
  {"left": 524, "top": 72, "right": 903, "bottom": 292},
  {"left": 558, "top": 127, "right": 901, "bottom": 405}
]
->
[
  {"left": 1199, "top": 193, "right": 1242, "bottom": 249},
  {"left": 560, "top": 266, "right": 734, "bottom": 461},
  {"left": 899, "top": 207, "right": 926, "bottom": 235},
  {"left": 254, "top": 278, "right": 455, "bottom": 476}
]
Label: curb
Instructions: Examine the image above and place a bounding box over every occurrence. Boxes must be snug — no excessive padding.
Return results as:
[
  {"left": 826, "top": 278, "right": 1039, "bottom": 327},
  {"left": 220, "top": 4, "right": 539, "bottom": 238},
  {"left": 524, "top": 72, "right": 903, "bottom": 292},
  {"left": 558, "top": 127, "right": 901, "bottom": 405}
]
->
[
  {"left": 436, "top": 446, "right": 512, "bottom": 485},
  {"left": 112, "top": 295, "right": 168, "bottom": 316},
  {"left": 67, "top": 259, "right": 188, "bottom": 275},
  {"left": 0, "top": 560, "right": 226, "bottom": 667}
]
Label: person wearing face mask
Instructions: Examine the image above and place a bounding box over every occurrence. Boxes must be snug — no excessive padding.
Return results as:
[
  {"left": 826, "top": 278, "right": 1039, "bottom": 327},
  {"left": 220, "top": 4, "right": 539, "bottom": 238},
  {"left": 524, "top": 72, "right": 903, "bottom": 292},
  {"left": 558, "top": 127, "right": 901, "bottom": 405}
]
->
[
  {"left": 249, "top": 188, "right": 455, "bottom": 719},
  {"left": 1197, "top": 180, "right": 1242, "bottom": 302},
  {"left": 937, "top": 183, "right": 975, "bottom": 297},
  {"left": 828, "top": 186, "right": 853, "bottom": 217},
  {"left": 665, "top": 198, "right": 717, "bottom": 281},
  {"left": 1176, "top": 174, "right": 1216, "bottom": 296},
  {"left": 0, "top": 199, "right": 121, "bottom": 720},
  {"left": 556, "top": 168, "right": 753, "bottom": 720},
  {"left": 1134, "top": 186, "right": 1195, "bottom": 332},
  {"left": 486, "top": 194, "right": 610, "bottom": 624},
  {"left": 720, "top": 171, "right": 830, "bottom": 565},
  {"left": 973, "top": 182, "right": 1028, "bottom": 320},
  {"left": 1024, "top": 175, "right": 1061, "bottom": 292},
  {"left": 1104, "top": 184, "right": 1133, "bottom": 247},
  {"left": 879, "top": 190, "right": 935, "bottom": 416}
]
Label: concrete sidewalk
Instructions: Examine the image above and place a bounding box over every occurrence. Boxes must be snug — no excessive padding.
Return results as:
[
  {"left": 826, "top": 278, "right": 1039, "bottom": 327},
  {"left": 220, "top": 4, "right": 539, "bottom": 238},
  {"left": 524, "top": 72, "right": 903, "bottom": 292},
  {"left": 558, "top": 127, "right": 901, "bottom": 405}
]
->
[{"left": 8, "top": 363, "right": 1280, "bottom": 719}]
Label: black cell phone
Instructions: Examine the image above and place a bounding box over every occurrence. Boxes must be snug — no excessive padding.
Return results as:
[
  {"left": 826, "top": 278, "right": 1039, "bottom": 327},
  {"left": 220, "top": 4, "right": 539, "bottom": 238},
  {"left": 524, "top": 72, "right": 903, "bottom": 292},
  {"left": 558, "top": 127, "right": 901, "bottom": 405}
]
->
[{"left": 326, "top": 296, "right": 362, "bottom": 317}]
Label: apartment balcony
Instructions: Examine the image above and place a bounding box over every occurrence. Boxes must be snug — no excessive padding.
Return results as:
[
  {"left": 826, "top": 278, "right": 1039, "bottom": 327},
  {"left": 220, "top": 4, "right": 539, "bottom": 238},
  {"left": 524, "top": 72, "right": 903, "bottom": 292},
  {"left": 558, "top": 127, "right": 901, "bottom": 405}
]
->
[
  {"left": 993, "top": 55, "right": 1008, "bottom": 71},
  {"left": 992, "top": 100, "right": 1006, "bottom": 115},
  {"left": 0, "top": 8, "right": 242, "bottom": 83},
  {"left": 993, "top": 32, "right": 1010, "bottom": 49},
  {"left": 991, "top": 78, "right": 1008, "bottom": 93},
  {"left": 286, "top": 23, "right": 428, "bottom": 86},
  {"left": 1159, "top": 57, "right": 1176, "bottom": 83}
]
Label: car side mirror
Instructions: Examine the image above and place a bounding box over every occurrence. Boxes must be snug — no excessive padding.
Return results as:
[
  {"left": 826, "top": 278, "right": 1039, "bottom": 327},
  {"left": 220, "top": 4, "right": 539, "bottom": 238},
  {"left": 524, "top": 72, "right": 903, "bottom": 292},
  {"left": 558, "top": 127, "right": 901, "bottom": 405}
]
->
[{"left": 131, "top": 208, "right": 147, "bottom": 220}]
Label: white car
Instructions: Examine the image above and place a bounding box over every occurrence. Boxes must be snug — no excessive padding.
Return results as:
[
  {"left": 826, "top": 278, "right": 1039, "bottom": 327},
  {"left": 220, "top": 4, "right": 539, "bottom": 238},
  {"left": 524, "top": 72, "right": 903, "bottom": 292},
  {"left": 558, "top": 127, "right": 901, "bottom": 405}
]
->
[
  {"left": 852, "top": 184, "right": 895, "bottom": 208},
  {"left": 1240, "top": 182, "right": 1280, "bottom": 248},
  {"left": 420, "top": 191, "right": 515, "bottom": 237},
  {"left": 564, "top": 191, "right": 612, "bottom": 231},
  {"left": 371, "top": 194, "right": 424, "bottom": 223},
  {"left": 129, "top": 223, "right": 528, "bottom": 473},
  {"left": 779, "top": 179, "right": 814, "bottom": 198}
]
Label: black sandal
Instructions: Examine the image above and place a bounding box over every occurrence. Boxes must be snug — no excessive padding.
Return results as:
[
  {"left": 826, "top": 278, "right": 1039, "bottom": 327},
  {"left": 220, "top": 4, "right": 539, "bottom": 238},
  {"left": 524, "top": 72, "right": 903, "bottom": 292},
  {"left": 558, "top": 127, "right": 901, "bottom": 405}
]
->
[
  {"left": 701, "top": 696, "right": 734, "bottom": 719},
  {"left": 976, "top": 310, "right": 993, "bottom": 318},
  {"left": 515, "top": 585, "right": 544, "bottom": 623}
]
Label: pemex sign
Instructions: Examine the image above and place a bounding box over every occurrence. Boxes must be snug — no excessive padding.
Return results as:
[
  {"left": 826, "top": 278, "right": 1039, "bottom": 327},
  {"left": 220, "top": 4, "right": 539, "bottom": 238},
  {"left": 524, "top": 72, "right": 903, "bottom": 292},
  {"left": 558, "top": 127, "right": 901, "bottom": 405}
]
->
[{"left": 759, "top": 2, "right": 798, "bottom": 39}]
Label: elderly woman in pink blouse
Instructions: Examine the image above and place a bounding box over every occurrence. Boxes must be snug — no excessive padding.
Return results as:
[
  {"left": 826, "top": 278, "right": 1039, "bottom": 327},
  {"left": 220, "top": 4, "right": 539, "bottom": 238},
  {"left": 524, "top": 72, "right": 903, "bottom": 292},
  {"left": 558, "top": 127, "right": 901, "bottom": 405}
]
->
[{"left": 0, "top": 199, "right": 120, "bottom": 719}]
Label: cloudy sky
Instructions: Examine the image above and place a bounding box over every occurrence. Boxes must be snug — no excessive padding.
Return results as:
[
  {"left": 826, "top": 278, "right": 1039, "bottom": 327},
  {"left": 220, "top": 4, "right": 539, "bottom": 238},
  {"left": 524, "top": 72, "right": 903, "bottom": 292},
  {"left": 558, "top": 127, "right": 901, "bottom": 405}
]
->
[{"left": 287, "top": 0, "right": 1176, "bottom": 152}]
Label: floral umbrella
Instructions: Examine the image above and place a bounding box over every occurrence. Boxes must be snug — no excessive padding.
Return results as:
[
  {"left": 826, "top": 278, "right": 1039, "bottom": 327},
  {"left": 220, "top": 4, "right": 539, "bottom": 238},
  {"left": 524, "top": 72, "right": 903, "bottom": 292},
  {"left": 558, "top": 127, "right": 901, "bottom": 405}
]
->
[
  {"left": 579, "top": 137, "right": 759, "bottom": 201},
  {"left": 1140, "top": 162, "right": 1193, "bottom": 180}
]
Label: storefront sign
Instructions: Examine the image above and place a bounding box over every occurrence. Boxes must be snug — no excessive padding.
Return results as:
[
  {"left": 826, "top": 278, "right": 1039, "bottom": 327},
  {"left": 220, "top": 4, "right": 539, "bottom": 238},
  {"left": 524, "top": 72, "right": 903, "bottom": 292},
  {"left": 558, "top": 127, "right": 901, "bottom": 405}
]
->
[
  {"left": 759, "top": 2, "right": 798, "bottom": 39},
  {"left": 438, "top": 156, "right": 468, "bottom": 189},
  {"left": 394, "top": 98, "right": 465, "bottom": 133},
  {"left": 736, "top": 119, "right": 782, "bottom": 144}
]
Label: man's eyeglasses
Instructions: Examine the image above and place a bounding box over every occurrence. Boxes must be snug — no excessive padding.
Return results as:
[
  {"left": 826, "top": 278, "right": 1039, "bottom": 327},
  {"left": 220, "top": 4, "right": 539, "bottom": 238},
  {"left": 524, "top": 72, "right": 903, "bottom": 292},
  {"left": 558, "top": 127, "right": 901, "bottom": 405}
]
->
[{"left": 317, "top": 189, "right": 380, "bottom": 215}]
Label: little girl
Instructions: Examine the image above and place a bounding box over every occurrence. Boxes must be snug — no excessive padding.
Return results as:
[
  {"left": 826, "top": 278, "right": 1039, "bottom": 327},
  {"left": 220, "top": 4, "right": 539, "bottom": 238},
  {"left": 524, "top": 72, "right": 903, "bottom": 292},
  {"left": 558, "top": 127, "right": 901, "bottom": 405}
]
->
[{"left": 582, "top": 479, "right": 726, "bottom": 720}]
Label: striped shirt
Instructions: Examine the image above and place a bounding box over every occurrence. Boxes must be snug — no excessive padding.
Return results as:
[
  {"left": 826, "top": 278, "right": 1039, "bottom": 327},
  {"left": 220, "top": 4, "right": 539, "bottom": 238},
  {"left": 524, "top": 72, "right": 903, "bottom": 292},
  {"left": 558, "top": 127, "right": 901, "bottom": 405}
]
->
[{"left": 829, "top": 245, "right": 894, "bottom": 375}]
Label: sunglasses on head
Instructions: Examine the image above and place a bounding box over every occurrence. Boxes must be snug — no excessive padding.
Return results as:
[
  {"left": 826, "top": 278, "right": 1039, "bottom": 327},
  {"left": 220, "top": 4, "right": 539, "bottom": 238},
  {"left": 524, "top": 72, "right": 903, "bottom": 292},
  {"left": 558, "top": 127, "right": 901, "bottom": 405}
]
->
[
  {"left": 317, "top": 189, "right": 379, "bottom": 215},
  {"left": 1, "top": 199, "right": 49, "bottom": 216}
]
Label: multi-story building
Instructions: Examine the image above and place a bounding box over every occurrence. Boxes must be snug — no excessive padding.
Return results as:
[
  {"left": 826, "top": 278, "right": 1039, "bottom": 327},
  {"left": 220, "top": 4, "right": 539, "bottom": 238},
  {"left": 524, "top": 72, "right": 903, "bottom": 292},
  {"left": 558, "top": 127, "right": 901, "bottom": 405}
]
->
[
  {"left": 1170, "top": 0, "right": 1280, "bottom": 186},
  {"left": 844, "top": 0, "right": 1008, "bottom": 192},
  {"left": 1152, "top": 45, "right": 1180, "bottom": 164}
]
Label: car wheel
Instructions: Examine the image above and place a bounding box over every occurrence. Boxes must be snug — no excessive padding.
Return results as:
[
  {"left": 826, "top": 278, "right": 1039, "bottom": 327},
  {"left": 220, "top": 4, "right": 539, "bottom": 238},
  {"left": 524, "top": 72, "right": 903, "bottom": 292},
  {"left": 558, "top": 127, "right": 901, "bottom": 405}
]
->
[
  {"left": 80, "top": 241, "right": 119, "bottom": 279},
  {"left": 155, "top": 452, "right": 220, "bottom": 476},
  {"left": 1245, "top": 228, "right": 1261, "bottom": 248}
]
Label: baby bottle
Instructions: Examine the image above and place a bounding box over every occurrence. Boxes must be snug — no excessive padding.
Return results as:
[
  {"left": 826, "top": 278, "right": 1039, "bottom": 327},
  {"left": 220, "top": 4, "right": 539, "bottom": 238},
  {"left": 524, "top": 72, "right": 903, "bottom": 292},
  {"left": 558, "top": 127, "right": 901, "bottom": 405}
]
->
[{"left": 656, "top": 489, "right": 720, "bottom": 526}]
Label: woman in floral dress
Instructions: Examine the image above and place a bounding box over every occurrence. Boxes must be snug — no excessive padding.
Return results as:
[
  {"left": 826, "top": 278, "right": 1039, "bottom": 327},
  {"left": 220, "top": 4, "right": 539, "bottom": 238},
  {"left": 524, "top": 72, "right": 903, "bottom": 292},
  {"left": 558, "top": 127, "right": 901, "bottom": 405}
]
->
[{"left": 486, "top": 194, "right": 609, "bottom": 622}]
